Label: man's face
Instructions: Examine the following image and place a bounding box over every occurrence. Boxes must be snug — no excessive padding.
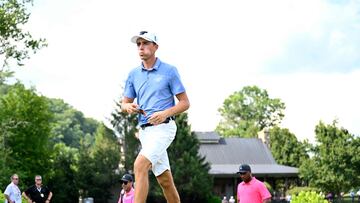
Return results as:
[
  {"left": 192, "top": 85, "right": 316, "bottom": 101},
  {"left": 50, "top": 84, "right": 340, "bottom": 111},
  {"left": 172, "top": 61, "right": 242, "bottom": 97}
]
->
[
  {"left": 12, "top": 175, "right": 19, "bottom": 185},
  {"left": 239, "top": 171, "right": 252, "bottom": 183},
  {"left": 122, "top": 180, "right": 132, "bottom": 192},
  {"left": 35, "top": 177, "right": 42, "bottom": 185},
  {"left": 136, "top": 38, "right": 158, "bottom": 61}
]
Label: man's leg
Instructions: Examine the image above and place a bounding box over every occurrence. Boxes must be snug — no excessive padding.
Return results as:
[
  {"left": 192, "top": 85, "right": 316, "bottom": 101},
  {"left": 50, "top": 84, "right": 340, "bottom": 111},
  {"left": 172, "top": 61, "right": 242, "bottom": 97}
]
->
[
  {"left": 134, "top": 154, "right": 152, "bottom": 203},
  {"left": 156, "top": 170, "right": 180, "bottom": 203}
]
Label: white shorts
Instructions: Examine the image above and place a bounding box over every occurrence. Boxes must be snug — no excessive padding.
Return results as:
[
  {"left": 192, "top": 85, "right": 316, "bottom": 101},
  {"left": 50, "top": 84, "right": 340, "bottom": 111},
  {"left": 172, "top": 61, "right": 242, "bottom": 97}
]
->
[{"left": 138, "top": 120, "right": 177, "bottom": 176}]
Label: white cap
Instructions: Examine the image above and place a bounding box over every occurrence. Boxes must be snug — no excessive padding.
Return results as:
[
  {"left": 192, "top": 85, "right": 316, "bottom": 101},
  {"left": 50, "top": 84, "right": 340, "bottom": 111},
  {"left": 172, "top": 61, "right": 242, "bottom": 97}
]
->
[{"left": 131, "top": 31, "right": 158, "bottom": 45}]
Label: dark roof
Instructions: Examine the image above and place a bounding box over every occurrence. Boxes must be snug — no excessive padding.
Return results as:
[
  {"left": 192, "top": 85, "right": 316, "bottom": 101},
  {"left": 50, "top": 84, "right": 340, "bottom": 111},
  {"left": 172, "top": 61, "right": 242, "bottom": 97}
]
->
[
  {"left": 194, "top": 131, "right": 298, "bottom": 177},
  {"left": 210, "top": 164, "right": 298, "bottom": 177},
  {"left": 195, "top": 131, "right": 221, "bottom": 143}
]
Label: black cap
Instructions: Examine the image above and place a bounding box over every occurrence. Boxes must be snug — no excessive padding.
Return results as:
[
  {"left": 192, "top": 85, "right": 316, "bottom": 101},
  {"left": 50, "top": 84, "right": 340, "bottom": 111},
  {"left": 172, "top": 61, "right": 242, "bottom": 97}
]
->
[
  {"left": 121, "top": 174, "right": 133, "bottom": 182},
  {"left": 237, "top": 164, "right": 251, "bottom": 173}
]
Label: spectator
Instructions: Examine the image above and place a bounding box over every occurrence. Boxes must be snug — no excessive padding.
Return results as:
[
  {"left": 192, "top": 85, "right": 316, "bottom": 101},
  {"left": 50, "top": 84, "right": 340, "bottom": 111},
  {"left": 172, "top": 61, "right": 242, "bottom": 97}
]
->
[
  {"left": 22, "top": 175, "right": 52, "bottom": 203},
  {"left": 118, "top": 174, "right": 134, "bottom": 203},
  {"left": 4, "top": 174, "right": 21, "bottom": 203}
]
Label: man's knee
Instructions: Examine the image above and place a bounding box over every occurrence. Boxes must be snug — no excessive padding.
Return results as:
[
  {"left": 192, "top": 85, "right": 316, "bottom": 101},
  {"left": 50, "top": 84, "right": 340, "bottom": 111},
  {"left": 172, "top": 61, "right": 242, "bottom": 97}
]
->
[
  {"left": 134, "top": 155, "right": 151, "bottom": 173},
  {"left": 157, "top": 171, "right": 174, "bottom": 189}
]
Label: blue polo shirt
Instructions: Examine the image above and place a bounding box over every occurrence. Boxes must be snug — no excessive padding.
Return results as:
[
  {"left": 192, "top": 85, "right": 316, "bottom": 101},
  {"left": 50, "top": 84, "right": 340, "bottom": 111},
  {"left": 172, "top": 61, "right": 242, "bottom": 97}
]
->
[{"left": 124, "top": 58, "right": 186, "bottom": 125}]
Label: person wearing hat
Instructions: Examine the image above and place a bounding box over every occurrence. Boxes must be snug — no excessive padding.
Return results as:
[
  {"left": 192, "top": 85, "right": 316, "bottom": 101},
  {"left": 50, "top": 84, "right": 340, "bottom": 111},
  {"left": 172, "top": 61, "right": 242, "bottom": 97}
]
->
[
  {"left": 236, "top": 164, "right": 271, "bottom": 203},
  {"left": 121, "top": 31, "right": 189, "bottom": 203},
  {"left": 117, "top": 174, "right": 134, "bottom": 203}
]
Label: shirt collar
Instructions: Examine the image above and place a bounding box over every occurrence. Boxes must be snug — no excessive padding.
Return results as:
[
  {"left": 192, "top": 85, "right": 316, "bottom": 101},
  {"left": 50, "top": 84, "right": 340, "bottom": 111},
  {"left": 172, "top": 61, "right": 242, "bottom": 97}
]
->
[
  {"left": 141, "top": 58, "right": 161, "bottom": 71},
  {"left": 241, "top": 177, "right": 256, "bottom": 185}
]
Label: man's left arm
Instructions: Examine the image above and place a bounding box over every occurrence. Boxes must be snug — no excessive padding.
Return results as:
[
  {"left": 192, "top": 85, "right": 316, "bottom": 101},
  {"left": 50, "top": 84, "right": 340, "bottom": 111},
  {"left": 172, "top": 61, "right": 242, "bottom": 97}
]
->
[
  {"left": 263, "top": 198, "right": 271, "bottom": 203},
  {"left": 148, "top": 92, "right": 190, "bottom": 125},
  {"left": 46, "top": 191, "right": 53, "bottom": 202}
]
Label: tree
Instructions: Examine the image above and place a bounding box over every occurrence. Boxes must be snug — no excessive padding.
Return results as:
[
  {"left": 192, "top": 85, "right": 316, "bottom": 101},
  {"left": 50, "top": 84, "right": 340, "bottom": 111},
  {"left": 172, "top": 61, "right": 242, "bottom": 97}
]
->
[
  {"left": 216, "top": 86, "right": 285, "bottom": 137},
  {"left": 48, "top": 98, "right": 99, "bottom": 148},
  {"left": 269, "top": 126, "right": 309, "bottom": 168},
  {"left": 47, "top": 143, "right": 78, "bottom": 203},
  {"left": 0, "top": 0, "right": 46, "bottom": 68},
  {"left": 0, "top": 83, "right": 52, "bottom": 187},
  {"left": 148, "top": 113, "right": 213, "bottom": 202},
  {"left": 111, "top": 100, "right": 139, "bottom": 172},
  {"left": 299, "top": 121, "right": 360, "bottom": 199},
  {"left": 76, "top": 124, "right": 121, "bottom": 203}
]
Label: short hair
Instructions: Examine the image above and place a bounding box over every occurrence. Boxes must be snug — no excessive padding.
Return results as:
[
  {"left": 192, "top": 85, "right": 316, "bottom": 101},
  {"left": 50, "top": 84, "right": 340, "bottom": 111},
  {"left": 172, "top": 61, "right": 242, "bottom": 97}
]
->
[
  {"left": 35, "top": 175, "right": 42, "bottom": 180},
  {"left": 11, "top": 174, "right": 18, "bottom": 180}
]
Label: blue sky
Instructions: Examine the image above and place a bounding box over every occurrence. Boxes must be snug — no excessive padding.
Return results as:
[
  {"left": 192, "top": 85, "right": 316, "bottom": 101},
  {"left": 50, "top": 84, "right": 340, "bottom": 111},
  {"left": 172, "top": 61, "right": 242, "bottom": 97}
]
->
[{"left": 12, "top": 0, "right": 360, "bottom": 142}]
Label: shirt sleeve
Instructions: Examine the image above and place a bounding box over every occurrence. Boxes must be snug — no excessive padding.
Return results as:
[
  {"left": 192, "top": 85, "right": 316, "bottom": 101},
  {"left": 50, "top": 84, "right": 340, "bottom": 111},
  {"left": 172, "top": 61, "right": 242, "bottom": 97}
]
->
[
  {"left": 124, "top": 73, "right": 136, "bottom": 99},
  {"left": 259, "top": 182, "right": 272, "bottom": 200},
  {"left": 169, "top": 67, "right": 185, "bottom": 95},
  {"left": 4, "top": 184, "right": 11, "bottom": 196}
]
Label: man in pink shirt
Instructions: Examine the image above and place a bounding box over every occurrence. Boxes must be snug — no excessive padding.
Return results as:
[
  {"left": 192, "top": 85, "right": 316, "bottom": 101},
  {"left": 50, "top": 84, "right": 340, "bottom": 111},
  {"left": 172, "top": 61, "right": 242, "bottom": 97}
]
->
[
  {"left": 236, "top": 164, "right": 271, "bottom": 203},
  {"left": 118, "top": 174, "right": 135, "bottom": 203}
]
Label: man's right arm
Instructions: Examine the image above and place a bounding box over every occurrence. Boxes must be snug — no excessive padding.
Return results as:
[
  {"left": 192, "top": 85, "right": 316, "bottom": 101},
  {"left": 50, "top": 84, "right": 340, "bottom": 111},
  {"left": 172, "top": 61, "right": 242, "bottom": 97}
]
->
[
  {"left": 121, "top": 97, "right": 138, "bottom": 114},
  {"left": 4, "top": 194, "right": 13, "bottom": 203}
]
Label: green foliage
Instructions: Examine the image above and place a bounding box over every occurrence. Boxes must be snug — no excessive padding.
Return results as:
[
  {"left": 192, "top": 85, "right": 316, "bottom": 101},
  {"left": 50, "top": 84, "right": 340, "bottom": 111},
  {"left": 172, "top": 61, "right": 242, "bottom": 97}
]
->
[
  {"left": 47, "top": 143, "right": 79, "bottom": 203},
  {"left": 167, "top": 113, "right": 213, "bottom": 202},
  {"left": 111, "top": 100, "right": 139, "bottom": 172},
  {"left": 287, "top": 187, "right": 321, "bottom": 196},
  {"left": 0, "top": 82, "right": 52, "bottom": 187},
  {"left": 206, "top": 195, "right": 222, "bottom": 203},
  {"left": 216, "top": 85, "right": 285, "bottom": 137},
  {"left": 291, "top": 191, "right": 327, "bottom": 203},
  {"left": 269, "top": 126, "right": 309, "bottom": 167},
  {"left": 48, "top": 98, "right": 99, "bottom": 148},
  {"left": 299, "top": 121, "right": 360, "bottom": 197},
  {"left": 0, "top": 0, "right": 47, "bottom": 68},
  {"left": 76, "top": 124, "right": 121, "bottom": 203}
]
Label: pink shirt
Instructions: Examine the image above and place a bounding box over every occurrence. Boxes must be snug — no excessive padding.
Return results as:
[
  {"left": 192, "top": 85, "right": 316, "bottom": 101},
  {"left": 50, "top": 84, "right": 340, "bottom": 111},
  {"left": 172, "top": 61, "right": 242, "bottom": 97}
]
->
[
  {"left": 118, "top": 187, "right": 135, "bottom": 203},
  {"left": 237, "top": 177, "right": 271, "bottom": 203}
]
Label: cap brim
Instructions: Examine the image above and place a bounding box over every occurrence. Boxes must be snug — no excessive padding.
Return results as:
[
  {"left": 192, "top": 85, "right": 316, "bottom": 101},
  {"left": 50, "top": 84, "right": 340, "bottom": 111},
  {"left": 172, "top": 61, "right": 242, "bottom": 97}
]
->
[
  {"left": 237, "top": 171, "right": 248, "bottom": 174},
  {"left": 131, "top": 35, "right": 154, "bottom": 44},
  {"left": 131, "top": 35, "right": 156, "bottom": 44}
]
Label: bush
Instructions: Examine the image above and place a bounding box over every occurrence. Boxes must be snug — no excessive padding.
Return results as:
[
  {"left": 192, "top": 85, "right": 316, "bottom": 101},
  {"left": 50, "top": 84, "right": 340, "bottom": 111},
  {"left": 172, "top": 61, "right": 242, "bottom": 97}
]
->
[
  {"left": 207, "top": 195, "right": 221, "bottom": 203},
  {"left": 287, "top": 186, "right": 321, "bottom": 196},
  {"left": 291, "top": 191, "right": 327, "bottom": 203},
  {"left": 0, "top": 190, "right": 4, "bottom": 202}
]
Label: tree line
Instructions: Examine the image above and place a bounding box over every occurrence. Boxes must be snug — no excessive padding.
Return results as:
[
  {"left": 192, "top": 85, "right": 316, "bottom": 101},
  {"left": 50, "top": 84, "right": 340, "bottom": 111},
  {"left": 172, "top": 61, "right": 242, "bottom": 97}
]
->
[
  {"left": 2, "top": 0, "right": 360, "bottom": 202},
  {"left": 216, "top": 85, "right": 360, "bottom": 200}
]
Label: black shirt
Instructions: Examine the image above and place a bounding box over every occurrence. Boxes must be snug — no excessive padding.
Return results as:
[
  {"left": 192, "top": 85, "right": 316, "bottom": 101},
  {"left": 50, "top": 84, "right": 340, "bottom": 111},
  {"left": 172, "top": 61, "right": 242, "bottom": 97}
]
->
[{"left": 25, "top": 185, "right": 51, "bottom": 203}]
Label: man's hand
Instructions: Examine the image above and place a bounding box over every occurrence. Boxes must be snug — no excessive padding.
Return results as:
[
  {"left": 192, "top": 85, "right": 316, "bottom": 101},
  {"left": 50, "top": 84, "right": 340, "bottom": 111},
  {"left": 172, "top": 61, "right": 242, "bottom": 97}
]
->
[
  {"left": 148, "top": 111, "right": 169, "bottom": 125},
  {"left": 122, "top": 103, "right": 140, "bottom": 114}
]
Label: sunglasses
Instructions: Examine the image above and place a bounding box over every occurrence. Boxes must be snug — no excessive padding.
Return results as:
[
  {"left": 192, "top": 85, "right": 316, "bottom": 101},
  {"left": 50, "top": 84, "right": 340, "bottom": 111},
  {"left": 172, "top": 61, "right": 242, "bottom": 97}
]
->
[
  {"left": 239, "top": 172, "right": 247, "bottom": 175},
  {"left": 122, "top": 181, "right": 128, "bottom": 185}
]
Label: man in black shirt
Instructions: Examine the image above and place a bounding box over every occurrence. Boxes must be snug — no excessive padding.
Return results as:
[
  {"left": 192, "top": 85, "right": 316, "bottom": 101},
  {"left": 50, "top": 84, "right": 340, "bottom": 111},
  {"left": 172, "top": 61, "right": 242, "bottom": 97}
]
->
[{"left": 23, "top": 175, "right": 53, "bottom": 203}]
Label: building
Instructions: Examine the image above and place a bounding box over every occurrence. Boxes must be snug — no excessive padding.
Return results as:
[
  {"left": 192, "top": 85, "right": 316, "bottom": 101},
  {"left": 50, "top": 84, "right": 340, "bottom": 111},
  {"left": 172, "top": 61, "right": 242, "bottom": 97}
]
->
[{"left": 195, "top": 131, "right": 298, "bottom": 199}]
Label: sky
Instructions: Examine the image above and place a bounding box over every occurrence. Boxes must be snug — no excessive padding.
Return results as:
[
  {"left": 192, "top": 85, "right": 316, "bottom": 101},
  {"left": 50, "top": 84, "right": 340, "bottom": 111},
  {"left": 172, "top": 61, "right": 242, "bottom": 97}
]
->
[{"left": 12, "top": 0, "right": 360, "bottom": 142}]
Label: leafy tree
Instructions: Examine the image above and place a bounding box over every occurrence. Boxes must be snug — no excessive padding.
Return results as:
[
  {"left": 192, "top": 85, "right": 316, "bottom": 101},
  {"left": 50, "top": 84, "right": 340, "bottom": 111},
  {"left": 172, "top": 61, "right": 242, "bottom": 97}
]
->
[
  {"left": 111, "top": 100, "right": 139, "bottom": 172},
  {"left": 48, "top": 98, "right": 99, "bottom": 148},
  {"left": 0, "top": 83, "right": 52, "bottom": 187},
  {"left": 0, "top": 0, "right": 46, "bottom": 68},
  {"left": 269, "top": 126, "right": 309, "bottom": 167},
  {"left": 148, "top": 113, "right": 213, "bottom": 202},
  {"left": 76, "top": 124, "right": 121, "bottom": 203},
  {"left": 216, "top": 86, "right": 285, "bottom": 137},
  {"left": 299, "top": 121, "right": 360, "bottom": 199},
  {"left": 47, "top": 143, "right": 78, "bottom": 203}
]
